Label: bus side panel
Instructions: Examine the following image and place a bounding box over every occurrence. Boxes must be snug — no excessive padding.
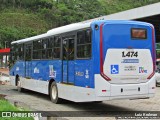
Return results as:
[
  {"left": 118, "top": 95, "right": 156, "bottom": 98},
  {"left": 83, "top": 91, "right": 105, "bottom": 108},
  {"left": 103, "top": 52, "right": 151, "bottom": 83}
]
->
[
  {"left": 32, "top": 61, "right": 45, "bottom": 80},
  {"left": 74, "top": 60, "right": 94, "bottom": 88},
  {"left": 62, "top": 60, "right": 67, "bottom": 83},
  {"left": 31, "top": 60, "right": 62, "bottom": 82},
  {"left": 91, "top": 22, "right": 103, "bottom": 88},
  {"left": 68, "top": 61, "right": 75, "bottom": 83},
  {"left": 25, "top": 61, "right": 32, "bottom": 78},
  {"left": 62, "top": 60, "right": 75, "bottom": 83},
  {"left": 9, "top": 61, "right": 25, "bottom": 78}
]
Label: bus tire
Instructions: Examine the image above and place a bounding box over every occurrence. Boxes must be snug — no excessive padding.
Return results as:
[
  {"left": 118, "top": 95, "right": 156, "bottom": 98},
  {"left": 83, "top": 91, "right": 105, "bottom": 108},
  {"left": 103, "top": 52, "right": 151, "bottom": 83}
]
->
[
  {"left": 17, "top": 77, "right": 23, "bottom": 92},
  {"left": 50, "top": 82, "right": 61, "bottom": 104}
]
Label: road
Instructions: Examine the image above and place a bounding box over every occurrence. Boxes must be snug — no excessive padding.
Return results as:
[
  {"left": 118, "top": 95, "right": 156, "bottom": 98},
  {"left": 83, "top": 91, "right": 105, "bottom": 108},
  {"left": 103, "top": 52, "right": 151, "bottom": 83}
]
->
[{"left": 0, "top": 84, "right": 160, "bottom": 120}]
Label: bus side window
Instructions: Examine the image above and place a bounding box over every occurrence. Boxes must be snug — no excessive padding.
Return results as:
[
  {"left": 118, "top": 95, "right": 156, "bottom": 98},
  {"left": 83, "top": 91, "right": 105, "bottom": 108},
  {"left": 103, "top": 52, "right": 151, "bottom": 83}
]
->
[
  {"left": 18, "top": 44, "right": 24, "bottom": 60},
  {"left": 77, "top": 29, "right": 91, "bottom": 59},
  {"left": 9, "top": 45, "right": 15, "bottom": 68},
  {"left": 42, "top": 38, "right": 48, "bottom": 59},
  {"left": 85, "top": 29, "right": 91, "bottom": 43},
  {"left": 47, "top": 37, "right": 54, "bottom": 59},
  {"left": 77, "top": 31, "right": 85, "bottom": 44},
  {"left": 42, "top": 39, "right": 48, "bottom": 49},
  {"left": 25, "top": 44, "right": 32, "bottom": 61},
  {"left": 33, "top": 40, "right": 42, "bottom": 59},
  {"left": 53, "top": 36, "right": 61, "bottom": 59},
  {"left": 11, "top": 45, "right": 15, "bottom": 61}
]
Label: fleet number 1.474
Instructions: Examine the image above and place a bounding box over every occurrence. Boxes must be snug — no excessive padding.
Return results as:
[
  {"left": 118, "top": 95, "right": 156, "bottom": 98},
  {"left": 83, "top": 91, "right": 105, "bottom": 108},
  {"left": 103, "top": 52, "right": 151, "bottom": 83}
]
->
[{"left": 122, "top": 51, "right": 138, "bottom": 57}]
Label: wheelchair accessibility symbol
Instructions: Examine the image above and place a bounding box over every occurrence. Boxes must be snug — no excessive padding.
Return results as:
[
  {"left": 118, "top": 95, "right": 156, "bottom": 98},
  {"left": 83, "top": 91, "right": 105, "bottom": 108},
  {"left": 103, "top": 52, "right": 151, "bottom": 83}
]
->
[{"left": 111, "top": 65, "right": 119, "bottom": 74}]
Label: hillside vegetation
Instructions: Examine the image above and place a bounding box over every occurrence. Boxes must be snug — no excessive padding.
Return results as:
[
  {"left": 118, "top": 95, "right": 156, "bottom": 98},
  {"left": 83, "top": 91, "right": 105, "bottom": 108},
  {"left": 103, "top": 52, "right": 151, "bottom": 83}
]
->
[{"left": 0, "top": 0, "right": 159, "bottom": 48}]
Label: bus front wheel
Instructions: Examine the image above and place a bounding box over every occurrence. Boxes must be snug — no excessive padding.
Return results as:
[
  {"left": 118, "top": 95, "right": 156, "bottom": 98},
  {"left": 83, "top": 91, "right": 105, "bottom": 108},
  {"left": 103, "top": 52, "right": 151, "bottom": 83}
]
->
[{"left": 50, "top": 82, "right": 61, "bottom": 104}]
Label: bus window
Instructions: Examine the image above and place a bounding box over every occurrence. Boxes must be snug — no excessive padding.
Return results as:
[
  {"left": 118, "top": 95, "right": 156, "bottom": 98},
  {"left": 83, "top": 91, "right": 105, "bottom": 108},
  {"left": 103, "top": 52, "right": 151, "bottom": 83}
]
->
[
  {"left": 17, "top": 44, "right": 24, "bottom": 60},
  {"left": 48, "top": 37, "right": 54, "bottom": 48},
  {"left": 46, "top": 49, "right": 52, "bottom": 59},
  {"left": 33, "top": 40, "right": 42, "bottom": 50},
  {"left": 54, "top": 36, "right": 61, "bottom": 47},
  {"left": 33, "top": 40, "right": 42, "bottom": 59},
  {"left": 68, "top": 38, "right": 74, "bottom": 60},
  {"left": 85, "top": 29, "right": 91, "bottom": 43},
  {"left": 9, "top": 45, "right": 16, "bottom": 68},
  {"left": 42, "top": 49, "right": 46, "bottom": 59},
  {"left": 33, "top": 50, "right": 42, "bottom": 59},
  {"left": 41, "top": 38, "right": 48, "bottom": 59},
  {"left": 63, "top": 39, "right": 67, "bottom": 60},
  {"left": 25, "top": 44, "right": 32, "bottom": 61},
  {"left": 62, "top": 36, "right": 75, "bottom": 60},
  {"left": 77, "top": 29, "right": 91, "bottom": 58},
  {"left": 53, "top": 36, "right": 61, "bottom": 59},
  {"left": 53, "top": 48, "right": 60, "bottom": 59},
  {"left": 12, "top": 44, "right": 18, "bottom": 61},
  {"left": 42, "top": 39, "right": 48, "bottom": 49},
  {"left": 77, "top": 31, "right": 85, "bottom": 44}
]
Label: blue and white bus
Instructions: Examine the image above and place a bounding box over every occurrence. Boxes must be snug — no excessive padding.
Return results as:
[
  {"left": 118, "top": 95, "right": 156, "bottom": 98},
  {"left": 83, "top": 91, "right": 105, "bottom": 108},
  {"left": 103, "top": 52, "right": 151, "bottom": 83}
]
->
[{"left": 10, "top": 20, "right": 156, "bottom": 103}]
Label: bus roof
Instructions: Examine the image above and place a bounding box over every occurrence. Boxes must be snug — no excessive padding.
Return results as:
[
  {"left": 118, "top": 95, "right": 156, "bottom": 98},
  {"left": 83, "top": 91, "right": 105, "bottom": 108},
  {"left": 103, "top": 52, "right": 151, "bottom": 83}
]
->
[
  {"left": 11, "top": 22, "right": 91, "bottom": 44},
  {"left": 11, "top": 20, "right": 153, "bottom": 45}
]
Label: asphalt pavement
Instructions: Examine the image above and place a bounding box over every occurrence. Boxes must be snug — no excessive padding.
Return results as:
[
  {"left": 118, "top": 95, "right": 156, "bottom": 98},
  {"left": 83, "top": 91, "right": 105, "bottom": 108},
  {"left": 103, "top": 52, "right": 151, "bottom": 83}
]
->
[{"left": 0, "top": 83, "right": 160, "bottom": 120}]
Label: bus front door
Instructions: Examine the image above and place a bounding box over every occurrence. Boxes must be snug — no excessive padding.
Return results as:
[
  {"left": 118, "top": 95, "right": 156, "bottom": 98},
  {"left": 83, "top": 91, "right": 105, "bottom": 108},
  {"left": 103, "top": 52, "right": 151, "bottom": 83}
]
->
[
  {"left": 25, "top": 43, "right": 32, "bottom": 78},
  {"left": 62, "top": 36, "right": 75, "bottom": 84}
]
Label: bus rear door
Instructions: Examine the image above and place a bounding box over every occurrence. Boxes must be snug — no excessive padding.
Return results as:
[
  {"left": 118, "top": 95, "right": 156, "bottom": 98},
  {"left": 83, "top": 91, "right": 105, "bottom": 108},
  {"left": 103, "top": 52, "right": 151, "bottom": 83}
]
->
[
  {"left": 62, "top": 36, "right": 75, "bottom": 84},
  {"left": 25, "top": 43, "right": 32, "bottom": 78}
]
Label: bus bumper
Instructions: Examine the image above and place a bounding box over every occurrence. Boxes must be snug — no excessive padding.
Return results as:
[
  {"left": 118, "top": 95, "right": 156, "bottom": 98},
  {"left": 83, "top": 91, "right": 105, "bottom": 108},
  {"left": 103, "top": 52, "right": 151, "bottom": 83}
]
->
[{"left": 94, "top": 74, "right": 155, "bottom": 101}]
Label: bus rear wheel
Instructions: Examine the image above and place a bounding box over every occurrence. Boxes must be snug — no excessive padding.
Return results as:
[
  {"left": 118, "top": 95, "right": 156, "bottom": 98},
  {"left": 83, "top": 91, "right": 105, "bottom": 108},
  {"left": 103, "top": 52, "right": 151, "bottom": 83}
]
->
[{"left": 50, "top": 82, "right": 61, "bottom": 104}]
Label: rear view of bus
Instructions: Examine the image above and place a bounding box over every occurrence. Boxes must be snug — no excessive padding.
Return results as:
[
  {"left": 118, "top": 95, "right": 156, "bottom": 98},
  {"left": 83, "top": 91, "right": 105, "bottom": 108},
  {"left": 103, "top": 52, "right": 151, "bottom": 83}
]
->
[{"left": 94, "top": 21, "right": 156, "bottom": 100}]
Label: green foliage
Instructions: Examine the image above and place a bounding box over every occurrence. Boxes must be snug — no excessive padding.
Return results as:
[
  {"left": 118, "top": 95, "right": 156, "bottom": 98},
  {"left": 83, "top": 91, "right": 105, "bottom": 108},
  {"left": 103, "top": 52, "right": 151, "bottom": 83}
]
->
[
  {"left": 0, "top": 0, "right": 159, "bottom": 48},
  {"left": 0, "top": 9, "right": 48, "bottom": 48},
  {"left": 0, "top": 99, "right": 19, "bottom": 111}
]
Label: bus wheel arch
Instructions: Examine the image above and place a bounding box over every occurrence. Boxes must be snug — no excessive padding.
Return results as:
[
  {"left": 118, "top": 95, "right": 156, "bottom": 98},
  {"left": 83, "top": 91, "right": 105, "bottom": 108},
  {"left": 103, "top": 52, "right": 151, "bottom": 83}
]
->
[
  {"left": 15, "top": 74, "right": 19, "bottom": 86},
  {"left": 49, "top": 79, "right": 62, "bottom": 104},
  {"left": 15, "top": 74, "right": 23, "bottom": 92}
]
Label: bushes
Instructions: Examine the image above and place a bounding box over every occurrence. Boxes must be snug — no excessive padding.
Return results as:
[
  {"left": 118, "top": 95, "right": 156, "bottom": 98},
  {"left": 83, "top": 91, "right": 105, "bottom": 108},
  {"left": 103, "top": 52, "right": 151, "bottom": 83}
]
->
[{"left": 0, "top": 0, "right": 159, "bottom": 48}]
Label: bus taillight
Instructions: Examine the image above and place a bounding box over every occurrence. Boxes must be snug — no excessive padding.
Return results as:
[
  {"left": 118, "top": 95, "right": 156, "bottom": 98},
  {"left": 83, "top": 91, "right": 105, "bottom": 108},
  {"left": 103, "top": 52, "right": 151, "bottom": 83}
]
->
[
  {"left": 147, "top": 26, "right": 156, "bottom": 79},
  {"left": 100, "top": 23, "right": 111, "bottom": 81}
]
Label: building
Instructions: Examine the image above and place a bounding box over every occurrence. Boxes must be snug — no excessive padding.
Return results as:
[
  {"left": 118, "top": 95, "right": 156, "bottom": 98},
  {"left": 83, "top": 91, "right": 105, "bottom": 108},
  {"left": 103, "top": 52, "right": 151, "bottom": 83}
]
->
[{"left": 82, "top": 2, "right": 160, "bottom": 58}]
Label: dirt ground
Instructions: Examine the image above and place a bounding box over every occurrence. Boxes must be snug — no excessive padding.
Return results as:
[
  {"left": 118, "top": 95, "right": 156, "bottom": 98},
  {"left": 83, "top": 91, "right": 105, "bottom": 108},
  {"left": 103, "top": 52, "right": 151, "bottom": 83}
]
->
[{"left": 0, "top": 68, "right": 9, "bottom": 75}]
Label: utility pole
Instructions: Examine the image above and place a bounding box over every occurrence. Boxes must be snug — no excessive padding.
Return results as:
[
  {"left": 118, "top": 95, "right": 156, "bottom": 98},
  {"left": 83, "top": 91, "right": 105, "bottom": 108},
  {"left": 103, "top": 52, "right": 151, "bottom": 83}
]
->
[{"left": 4, "top": 41, "right": 8, "bottom": 48}]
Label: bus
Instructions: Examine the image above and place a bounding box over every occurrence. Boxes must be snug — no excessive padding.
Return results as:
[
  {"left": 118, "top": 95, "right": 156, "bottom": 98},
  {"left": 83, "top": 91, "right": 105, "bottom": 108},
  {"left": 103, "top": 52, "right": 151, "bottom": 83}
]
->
[{"left": 9, "top": 20, "right": 156, "bottom": 103}]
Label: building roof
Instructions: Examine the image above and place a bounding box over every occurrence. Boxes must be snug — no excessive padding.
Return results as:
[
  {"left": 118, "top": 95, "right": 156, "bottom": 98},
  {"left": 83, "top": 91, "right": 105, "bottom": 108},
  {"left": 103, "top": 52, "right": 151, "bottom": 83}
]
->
[
  {"left": 82, "top": 2, "right": 160, "bottom": 22},
  {"left": 81, "top": 2, "right": 160, "bottom": 43}
]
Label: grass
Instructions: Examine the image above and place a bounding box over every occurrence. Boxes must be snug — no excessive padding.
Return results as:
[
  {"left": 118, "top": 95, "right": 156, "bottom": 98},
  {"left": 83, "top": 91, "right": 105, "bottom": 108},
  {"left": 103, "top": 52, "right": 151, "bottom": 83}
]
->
[{"left": 0, "top": 99, "right": 34, "bottom": 120}]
